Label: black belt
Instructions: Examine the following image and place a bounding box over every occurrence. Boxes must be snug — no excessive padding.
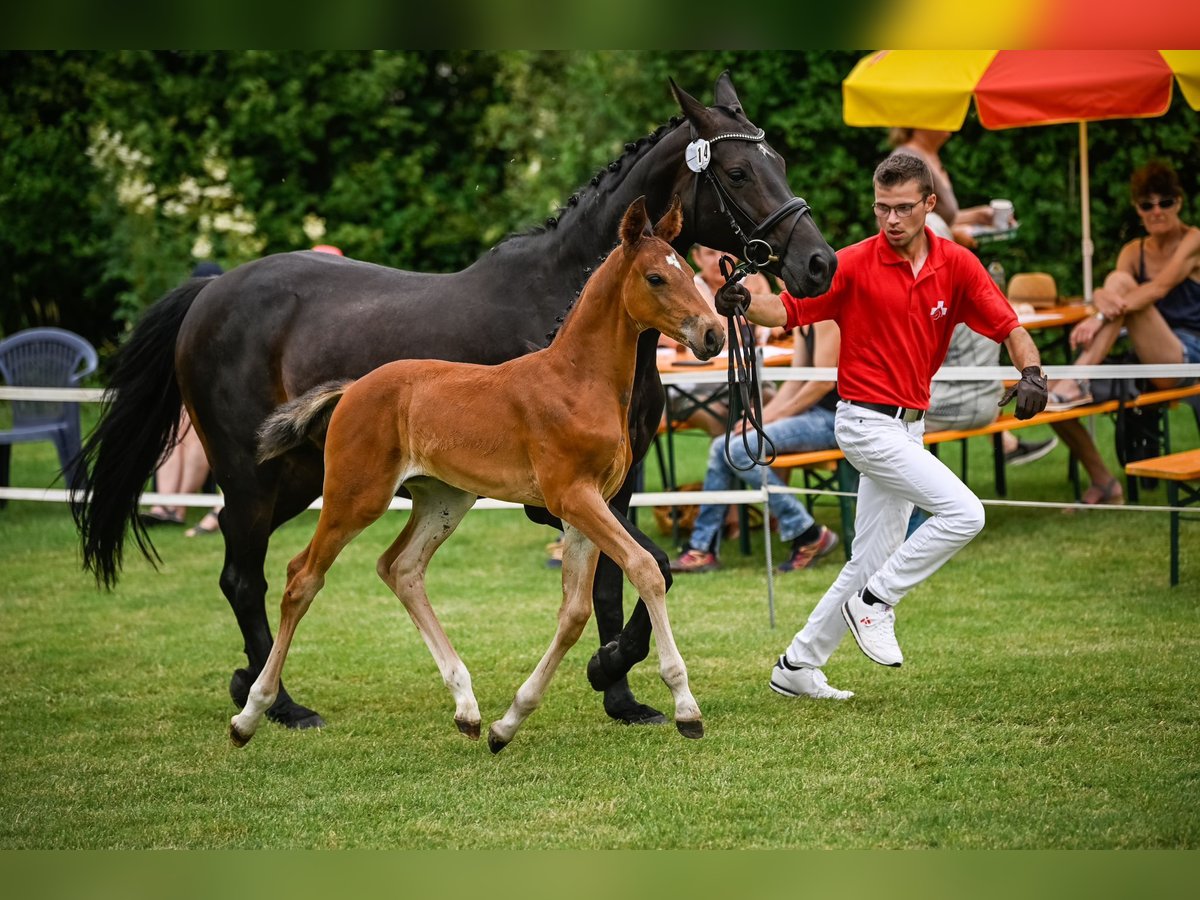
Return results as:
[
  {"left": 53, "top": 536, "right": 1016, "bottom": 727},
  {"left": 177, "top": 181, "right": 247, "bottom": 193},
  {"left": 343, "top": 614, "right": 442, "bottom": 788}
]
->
[{"left": 849, "top": 401, "right": 926, "bottom": 423}]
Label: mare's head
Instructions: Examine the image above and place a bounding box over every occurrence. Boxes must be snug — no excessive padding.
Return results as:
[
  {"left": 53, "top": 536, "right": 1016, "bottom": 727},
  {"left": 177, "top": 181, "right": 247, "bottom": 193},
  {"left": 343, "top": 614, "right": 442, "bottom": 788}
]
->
[
  {"left": 670, "top": 71, "right": 837, "bottom": 299},
  {"left": 618, "top": 196, "right": 725, "bottom": 361}
]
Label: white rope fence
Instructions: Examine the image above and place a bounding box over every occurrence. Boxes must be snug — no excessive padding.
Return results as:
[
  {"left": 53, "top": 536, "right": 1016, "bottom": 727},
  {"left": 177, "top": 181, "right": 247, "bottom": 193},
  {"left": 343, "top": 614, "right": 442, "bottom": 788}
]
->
[{"left": 4, "top": 362, "right": 1197, "bottom": 626}]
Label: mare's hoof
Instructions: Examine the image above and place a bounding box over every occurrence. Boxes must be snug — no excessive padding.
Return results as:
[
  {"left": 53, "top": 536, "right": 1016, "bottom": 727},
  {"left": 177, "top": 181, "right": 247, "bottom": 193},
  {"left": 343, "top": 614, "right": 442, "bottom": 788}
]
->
[
  {"left": 267, "top": 702, "right": 325, "bottom": 731},
  {"left": 229, "top": 721, "right": 252, "bottom": 748},
  {"left": 456, "top": 718, "right": 481, "bottom": 740},
  {"left": 676, "top": 719, "right": 704, "bottom": 740},
  {"left": 229, "top": 667, "right": 253, "bottom": 707},
  {"left": 486, "top": 726, "right": 509, "bottom": 754},
  {"left": 586, "top": 643, "right": 620, "bottom": 691},
  {"left": 604, "top": 683, "right": 667, "bottom": 726}
]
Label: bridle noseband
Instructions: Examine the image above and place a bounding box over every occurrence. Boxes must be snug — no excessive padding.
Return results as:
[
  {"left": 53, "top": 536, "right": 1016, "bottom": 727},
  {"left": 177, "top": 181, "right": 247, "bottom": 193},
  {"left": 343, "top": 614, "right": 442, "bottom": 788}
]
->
[
  {"left": 685, "top": 125, "right": 816, "bottom": 471},
  {"left": 686, "top": 126, "right": 813, "bottom": 270}
]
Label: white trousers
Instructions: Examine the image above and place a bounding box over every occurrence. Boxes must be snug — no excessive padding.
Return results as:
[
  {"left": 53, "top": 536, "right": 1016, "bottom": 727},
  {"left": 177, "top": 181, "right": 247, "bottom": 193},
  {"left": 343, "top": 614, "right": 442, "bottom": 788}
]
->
[{"left": 786, "top": 401, "right": 986, "bottom": 669}]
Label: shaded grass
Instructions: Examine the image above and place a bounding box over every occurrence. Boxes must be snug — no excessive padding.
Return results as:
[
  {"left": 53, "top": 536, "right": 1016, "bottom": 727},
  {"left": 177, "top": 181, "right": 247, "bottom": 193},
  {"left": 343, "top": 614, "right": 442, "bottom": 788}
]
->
[{"left": 0, "top": 408, "right": 1197, "bottom": 848}]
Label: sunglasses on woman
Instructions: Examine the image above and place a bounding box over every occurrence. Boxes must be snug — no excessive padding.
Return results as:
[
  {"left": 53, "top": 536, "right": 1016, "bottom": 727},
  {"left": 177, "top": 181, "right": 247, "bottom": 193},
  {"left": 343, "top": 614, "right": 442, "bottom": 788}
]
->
[{"left": 1137, "top": 197, "right": 1178, "bottom": 211}]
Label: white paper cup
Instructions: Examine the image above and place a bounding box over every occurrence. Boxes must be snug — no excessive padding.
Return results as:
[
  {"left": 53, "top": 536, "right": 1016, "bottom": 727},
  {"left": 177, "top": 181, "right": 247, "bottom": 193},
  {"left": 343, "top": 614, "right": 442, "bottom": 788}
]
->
[{"left": 990, "top": 199, "right": 1014, "bottom": 230}]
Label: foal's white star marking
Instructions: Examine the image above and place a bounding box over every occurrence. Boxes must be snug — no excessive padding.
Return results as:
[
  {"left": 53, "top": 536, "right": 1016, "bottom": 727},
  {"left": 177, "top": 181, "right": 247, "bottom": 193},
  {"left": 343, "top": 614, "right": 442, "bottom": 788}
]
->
[{"left": 665, "top": 253, "right": 682, "bottom": 271}]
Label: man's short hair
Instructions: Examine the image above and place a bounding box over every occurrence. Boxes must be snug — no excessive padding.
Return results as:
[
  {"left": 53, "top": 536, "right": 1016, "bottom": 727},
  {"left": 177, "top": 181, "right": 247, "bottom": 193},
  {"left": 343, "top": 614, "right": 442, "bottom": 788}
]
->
[
  {"left": 1130, "top": 160, "right": 1182, "bottom": 202},
  {"left": 874, "top": 152, "right": 933, "bottom": 197}
]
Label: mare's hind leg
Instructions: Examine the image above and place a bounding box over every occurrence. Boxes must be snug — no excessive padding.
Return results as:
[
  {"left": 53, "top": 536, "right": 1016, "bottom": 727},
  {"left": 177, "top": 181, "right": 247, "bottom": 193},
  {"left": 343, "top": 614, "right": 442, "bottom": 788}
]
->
[
  {"left": 563, "top": 488, "right": 702, "bottom": 739},
  {"left": 229, "top": 464, "right": 396, "bottom": 747},
  {"left": 488, "top": 522, "right": 600, "bottom": 753},
  {"left": 590, "top": 471, "right": 666, "bottom": 725},
  {"left": 376, "top": 480, "right": 481, "bottom": 739},
  {"left": 220, "top": 457, "right": 326, "bottom": 729}
]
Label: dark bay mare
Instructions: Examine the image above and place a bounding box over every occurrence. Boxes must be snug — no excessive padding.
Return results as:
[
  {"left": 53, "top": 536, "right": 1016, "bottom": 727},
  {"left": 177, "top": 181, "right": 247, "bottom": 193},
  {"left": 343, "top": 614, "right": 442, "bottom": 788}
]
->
[{"left": 73, "top": 71, "right": 836, "bottom": 731}]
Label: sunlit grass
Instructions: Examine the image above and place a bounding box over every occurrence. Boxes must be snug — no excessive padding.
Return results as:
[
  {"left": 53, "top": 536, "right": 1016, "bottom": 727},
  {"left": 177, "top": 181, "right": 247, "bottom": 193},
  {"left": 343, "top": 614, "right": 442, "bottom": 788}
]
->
[{"left": 0, "top": 407, "right": 1197, "bottom": 848}]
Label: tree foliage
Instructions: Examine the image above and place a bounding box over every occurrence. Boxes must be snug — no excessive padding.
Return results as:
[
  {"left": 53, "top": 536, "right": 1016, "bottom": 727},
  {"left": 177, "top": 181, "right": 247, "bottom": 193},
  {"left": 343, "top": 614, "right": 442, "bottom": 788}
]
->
[{"left": 2, "top": 50, "right": 1197, "bottom": 358}]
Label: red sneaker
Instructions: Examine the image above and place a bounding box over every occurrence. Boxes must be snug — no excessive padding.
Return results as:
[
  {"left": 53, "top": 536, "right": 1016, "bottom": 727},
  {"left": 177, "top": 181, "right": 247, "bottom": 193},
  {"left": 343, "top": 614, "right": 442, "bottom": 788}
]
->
[
  {"left": 669, "top": 549, "right": 719, "bottom": 573},
  {"left": 777, "top": 526, "right": 839, "bottom": 573}
]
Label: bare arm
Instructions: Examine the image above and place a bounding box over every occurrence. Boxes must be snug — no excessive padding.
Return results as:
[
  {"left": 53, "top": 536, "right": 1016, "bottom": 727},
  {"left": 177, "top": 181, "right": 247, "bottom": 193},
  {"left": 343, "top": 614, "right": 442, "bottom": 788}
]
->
[
  {"left": 1098, "top": 228, "right": 1200, "bottom": 316},
  {"left": 1003, "top": 326, "right": 1042, "bottom": 373}
]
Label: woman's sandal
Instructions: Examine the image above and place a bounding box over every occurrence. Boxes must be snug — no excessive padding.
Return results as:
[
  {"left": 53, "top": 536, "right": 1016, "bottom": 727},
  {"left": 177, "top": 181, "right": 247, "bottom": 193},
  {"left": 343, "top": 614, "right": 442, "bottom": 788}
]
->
[
  {"left": 1045, "top": 378, "right": 1093, "bottom": 412},
  {"left": 1080, "top": 477, "right": 1125, "bottom": 507},
  {"left": 185, "top": 513, "right": 221, "bottom": 537},
  {"left": 140, "top": 508, "right": 184, "bottom": 526}
]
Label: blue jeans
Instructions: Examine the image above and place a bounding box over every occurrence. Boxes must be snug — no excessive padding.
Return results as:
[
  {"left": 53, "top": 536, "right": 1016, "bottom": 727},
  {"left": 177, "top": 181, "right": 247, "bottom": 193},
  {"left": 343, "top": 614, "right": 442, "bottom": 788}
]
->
[{"left": 689, "top": 406, "right": 838, "bottom": 553}]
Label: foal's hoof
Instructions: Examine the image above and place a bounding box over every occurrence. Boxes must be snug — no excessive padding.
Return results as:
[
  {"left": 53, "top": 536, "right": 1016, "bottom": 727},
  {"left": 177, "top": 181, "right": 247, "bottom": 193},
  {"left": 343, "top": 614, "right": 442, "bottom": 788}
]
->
[
  {"left": 229, "top": 720, "right": 252, "bottom": 748},
  {"left": 231, "top": 669, "right": 325, "bottom": 730},
  {"left": 456, "top": 718, "right": 481, "bottom": 741},
  {"left": 676, "top": 719, "right": 704, "bottom": 740},
  {"left": 486, "top": 726, "right": 509, "bottom": 754}
]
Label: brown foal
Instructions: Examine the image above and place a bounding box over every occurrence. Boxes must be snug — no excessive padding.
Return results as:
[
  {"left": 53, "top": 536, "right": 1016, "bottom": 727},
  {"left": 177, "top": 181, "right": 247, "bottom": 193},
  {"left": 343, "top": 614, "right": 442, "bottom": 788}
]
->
[{"left": 231, "top": 196, "right": 725, "bottom": 752}]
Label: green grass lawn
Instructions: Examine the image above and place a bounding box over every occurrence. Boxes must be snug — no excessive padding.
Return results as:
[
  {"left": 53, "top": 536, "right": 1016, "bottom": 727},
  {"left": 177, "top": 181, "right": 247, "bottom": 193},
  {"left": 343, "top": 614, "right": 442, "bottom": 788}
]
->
[{"left": 1, "top": 406, "right": 1198, "bottom": 848}]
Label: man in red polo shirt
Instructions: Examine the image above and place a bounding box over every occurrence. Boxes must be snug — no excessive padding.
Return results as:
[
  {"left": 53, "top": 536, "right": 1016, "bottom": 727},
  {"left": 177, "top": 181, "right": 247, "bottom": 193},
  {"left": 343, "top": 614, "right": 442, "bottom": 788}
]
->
[{"left": 717, "top": 152, "right": 1047, "bottom": 700}]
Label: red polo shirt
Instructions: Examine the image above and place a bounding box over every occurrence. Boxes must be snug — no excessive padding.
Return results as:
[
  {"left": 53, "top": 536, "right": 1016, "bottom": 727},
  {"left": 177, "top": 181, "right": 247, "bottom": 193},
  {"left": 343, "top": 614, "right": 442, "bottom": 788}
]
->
[{"left": 780, "top": 229, "right": 1019, "bottom": 409}]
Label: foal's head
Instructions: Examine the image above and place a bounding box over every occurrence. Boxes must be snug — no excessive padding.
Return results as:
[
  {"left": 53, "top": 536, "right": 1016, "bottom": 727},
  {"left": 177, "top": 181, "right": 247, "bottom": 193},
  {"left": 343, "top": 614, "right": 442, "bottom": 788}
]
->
[{"left": 618, "top": 196, "right": 726, "bottom": 360}]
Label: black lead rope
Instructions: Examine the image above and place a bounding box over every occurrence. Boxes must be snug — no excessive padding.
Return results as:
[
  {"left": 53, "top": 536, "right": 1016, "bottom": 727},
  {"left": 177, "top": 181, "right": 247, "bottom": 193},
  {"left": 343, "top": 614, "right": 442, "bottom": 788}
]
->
[{"left": 718, "top": 256, "right": 776, "bottom": 472}]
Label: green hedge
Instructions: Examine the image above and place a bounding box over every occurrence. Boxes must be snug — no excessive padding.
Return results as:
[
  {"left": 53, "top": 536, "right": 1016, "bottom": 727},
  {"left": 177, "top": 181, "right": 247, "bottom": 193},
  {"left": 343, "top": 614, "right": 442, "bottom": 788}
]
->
[{"left": 2, "top": 51, "right": 1197, "bottom": 359}]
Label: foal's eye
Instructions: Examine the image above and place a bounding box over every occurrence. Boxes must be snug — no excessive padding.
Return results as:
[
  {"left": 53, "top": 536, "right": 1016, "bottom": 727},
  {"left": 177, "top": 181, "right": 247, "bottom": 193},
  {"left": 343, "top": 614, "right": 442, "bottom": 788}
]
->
[{"left": 647, "top": 273, "right": 665, "bottom": 286}]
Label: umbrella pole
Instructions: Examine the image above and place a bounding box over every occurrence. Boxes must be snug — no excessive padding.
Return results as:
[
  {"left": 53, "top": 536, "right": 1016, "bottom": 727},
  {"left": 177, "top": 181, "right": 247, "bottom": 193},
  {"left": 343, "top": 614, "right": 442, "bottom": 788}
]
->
[{"left": 1080, "top": 121, "right": 1094, "bottom": 302}]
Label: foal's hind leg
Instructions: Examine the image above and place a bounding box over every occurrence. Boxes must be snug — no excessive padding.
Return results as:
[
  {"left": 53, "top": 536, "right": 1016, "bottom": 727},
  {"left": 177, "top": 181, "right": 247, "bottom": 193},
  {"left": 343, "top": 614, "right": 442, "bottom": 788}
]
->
[
  {"left": 488, "top": 522, "right": 600, "bottom": 753},
  {"left": 377, "top": 480, "right": 481, "bottom": 739},
  {"left": 229, "top": 474, "right": 394, "bottom": 747}
]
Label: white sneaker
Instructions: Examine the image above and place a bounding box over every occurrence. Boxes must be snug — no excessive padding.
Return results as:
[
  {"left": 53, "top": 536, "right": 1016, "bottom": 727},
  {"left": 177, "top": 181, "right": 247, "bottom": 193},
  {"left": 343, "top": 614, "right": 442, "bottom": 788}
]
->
[
  {"left": 842, "top": 590, "right": 903, "bottom": 667},
  {"left": 769, "top": 656, "right": 854, "bottom": 700}
]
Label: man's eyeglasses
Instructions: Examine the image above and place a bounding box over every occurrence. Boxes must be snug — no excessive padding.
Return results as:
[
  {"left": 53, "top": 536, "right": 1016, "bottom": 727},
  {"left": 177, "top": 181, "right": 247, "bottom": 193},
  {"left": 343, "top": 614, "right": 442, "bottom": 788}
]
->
[
  {"left": 872, "top": 200, "right": 925, "bottom": 219},
  {"left": 1137, "top": 197, "right": 1178, "bottom": 212}
]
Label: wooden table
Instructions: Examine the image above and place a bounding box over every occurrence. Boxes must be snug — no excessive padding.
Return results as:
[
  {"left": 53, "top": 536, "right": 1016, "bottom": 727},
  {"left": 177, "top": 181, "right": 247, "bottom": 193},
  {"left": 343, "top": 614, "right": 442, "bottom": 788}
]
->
[
  {"left": 1018, "top": 302, "right": 1092, "bottom": 363},
  {"left": 1125, "top": 448, "right": 1200, "bottom": 587}
]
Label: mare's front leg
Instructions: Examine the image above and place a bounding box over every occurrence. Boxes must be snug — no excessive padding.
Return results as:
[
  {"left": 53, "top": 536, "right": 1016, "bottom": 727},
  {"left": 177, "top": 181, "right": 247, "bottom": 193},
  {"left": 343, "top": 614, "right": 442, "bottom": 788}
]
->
[
  {"left": 220, "top": 461, "right": 326, "bottom": 730},
  {"left": 377, "top": 481, "right": 481, "bottom": 739},
  {"left": 567, "top": 489, "right": 702, "bottom": 740},
  {"left": 590, "top": 470, "right": 667, "bottom": 725},
  {"left": 488, "top": 522, "right": 601, "bottom": 753}
]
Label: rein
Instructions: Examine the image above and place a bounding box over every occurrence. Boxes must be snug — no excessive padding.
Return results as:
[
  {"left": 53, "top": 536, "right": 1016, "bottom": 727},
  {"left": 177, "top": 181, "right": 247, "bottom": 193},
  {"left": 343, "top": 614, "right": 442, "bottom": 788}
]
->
[
  {"left": 718, "top": 255, "right": 776, "bottom": 472},
  {"left": 686, "top": 125, "right": 807, "bottom": 471}
]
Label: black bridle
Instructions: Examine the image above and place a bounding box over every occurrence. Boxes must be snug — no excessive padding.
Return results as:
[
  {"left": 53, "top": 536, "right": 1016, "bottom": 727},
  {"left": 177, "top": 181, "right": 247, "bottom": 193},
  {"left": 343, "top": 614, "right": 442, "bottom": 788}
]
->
[{"left": 686, "top": 126, "right": 813, "bottom": 470}]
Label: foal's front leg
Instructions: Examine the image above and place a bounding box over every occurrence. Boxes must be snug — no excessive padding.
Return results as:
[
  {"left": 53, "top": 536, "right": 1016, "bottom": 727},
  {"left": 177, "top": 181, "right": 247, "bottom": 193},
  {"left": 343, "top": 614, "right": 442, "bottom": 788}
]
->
[{"left": 488, "top": 523, "right": 600, "bottom": 753}]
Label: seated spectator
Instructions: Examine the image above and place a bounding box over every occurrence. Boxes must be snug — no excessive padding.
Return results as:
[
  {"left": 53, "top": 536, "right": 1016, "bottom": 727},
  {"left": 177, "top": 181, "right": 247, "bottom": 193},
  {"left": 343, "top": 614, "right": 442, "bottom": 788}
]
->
[
  {"left": 669, "top": 318, "right": 841, "bottom": 574},
  {"left": 141, "top": 262, "right": 224, "bottom": 530},
  {"left": 1045, "top": 160, "right": 1200, "bottom": 505}
]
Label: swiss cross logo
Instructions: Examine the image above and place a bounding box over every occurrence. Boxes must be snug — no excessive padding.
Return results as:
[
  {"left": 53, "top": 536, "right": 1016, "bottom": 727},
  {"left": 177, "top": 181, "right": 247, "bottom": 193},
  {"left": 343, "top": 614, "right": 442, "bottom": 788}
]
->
[
  {"left": 930, "top": 300, "right": 948, "bottom": 320},
  {"left": 859, "top": 615, "right": 873, "bottom": 626}
]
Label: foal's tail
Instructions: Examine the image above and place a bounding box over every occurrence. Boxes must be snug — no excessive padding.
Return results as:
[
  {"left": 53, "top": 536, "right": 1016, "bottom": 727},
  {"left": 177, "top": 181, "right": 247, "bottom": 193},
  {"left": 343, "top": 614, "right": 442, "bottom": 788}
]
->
[
  {"left": 71, "top": 277, "right": 211, "bottom": 588},
  {"left": 255, "top": 381, "right": 353, "bottom": 464}
]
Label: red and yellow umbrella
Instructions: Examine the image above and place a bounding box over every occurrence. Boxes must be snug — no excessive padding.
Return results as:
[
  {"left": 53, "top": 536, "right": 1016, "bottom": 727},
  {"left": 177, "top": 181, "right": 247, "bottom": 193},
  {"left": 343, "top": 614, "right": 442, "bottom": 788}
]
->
[{"left": 843, "top": 50, "right": 1200, "bottom": 297}]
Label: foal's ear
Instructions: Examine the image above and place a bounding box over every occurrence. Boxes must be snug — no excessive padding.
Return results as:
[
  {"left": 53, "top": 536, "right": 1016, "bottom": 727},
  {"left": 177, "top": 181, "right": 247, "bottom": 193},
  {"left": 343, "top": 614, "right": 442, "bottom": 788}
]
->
[
  {"left": 713, "top": 71, "right": 743, "bottom": 116},
  {"left": 653, "top": 195, "right": 683, "bottom": 243},
  {"left": 670, "top": 77, "right": 714, "bottom": 133},
  {"left": 620, "top": 196, "right": 651, "bottom": 247}
]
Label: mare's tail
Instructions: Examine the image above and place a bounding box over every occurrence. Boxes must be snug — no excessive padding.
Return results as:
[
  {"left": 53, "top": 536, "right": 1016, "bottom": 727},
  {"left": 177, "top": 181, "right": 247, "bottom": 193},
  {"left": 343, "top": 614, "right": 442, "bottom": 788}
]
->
[
  {"left": 70, "top": 278, "right": 211, "bottom": 588},
  {"left": 255, "top": 381, "right": 352, "bottom": 464}
]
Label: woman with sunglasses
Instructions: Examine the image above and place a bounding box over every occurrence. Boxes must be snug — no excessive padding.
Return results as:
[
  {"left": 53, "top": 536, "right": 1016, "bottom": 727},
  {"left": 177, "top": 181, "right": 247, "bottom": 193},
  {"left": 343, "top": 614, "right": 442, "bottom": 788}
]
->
[{"left": 1045, "top": 160, "right": 1200, "bottom": 504}]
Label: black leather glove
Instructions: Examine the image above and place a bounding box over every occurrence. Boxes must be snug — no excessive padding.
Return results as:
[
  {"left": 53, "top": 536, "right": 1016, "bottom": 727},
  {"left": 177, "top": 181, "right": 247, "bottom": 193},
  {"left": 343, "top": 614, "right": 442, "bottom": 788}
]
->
[
  {"left": 999, "top": 366, "right": 1048, "bottom": 420},
  {"left": 714, "top": 281, "right": 750, "bottom": 317}
]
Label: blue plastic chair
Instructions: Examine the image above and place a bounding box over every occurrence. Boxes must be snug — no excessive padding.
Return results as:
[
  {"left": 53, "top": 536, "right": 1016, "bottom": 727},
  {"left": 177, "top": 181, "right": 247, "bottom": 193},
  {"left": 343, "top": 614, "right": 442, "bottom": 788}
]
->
[{"left": 0, "top": 327, "right": 98, "bottom": 503}]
